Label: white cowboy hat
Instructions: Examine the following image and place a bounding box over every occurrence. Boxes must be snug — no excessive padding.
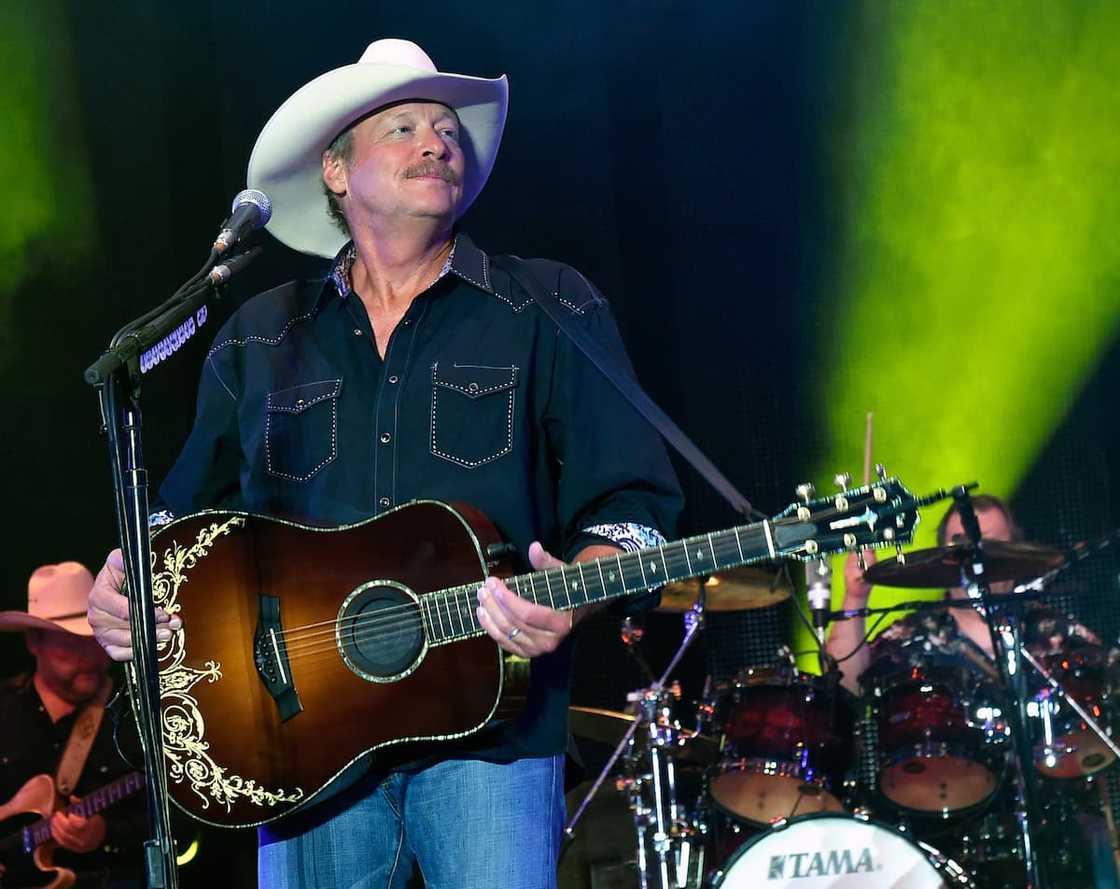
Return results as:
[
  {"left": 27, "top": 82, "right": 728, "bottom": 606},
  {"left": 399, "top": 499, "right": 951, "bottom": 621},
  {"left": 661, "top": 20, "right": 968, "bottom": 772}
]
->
[
  {"left": 0, "top": 562, "right": 96, "bottom": 636},
  {"left": 247, "top": 38, "right": 509, "bottom": 259}
]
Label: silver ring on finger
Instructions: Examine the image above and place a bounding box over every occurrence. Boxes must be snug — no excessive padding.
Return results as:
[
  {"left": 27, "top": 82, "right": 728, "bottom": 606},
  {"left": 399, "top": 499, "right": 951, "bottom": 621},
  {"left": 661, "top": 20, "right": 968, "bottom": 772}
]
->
[{"left": 508, "top": 627, "right": 521, "bottom": 641}]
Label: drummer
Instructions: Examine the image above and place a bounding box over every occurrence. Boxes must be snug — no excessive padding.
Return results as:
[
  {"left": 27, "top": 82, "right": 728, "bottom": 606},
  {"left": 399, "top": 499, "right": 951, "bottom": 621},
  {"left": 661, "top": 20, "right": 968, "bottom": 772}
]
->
[{"left": 825, "top": 494, "right": 1098, "bottom": 694}]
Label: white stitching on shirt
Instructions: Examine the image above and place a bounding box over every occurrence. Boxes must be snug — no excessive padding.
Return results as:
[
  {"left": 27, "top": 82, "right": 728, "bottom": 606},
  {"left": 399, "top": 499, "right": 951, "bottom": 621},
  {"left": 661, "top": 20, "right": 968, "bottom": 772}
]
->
[
  {"left": 265, "top": 385, "right": 340, "bottom": 482},
  {"left": 208, "top": 311, "right": 316, "bottom": 359},
  {"left": 432, "top": 365, "right": 518, "bottom": 397},
  {"left": 429, "top": 375, "right": 517, "bottom": 469},
  {"left": 266, "top": 379, "right": 343, "bottom": 413}
]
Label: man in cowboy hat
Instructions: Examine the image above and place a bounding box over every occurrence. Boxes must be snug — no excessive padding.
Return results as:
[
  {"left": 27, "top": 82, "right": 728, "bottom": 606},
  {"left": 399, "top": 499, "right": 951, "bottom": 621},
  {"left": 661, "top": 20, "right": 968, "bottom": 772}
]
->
[
  {"left": 0, "top": 563, "right": 146, "bottom": 887},
  {"left": 88, "top": 38, "right": 681, "bottom": 887}
]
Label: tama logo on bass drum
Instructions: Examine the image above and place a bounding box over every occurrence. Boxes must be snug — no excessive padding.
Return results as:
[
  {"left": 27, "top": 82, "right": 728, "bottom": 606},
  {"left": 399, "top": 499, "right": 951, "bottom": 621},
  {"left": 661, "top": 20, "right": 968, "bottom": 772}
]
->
[{"left": 767, "top": 847, "right": 876, "bottom": 880}]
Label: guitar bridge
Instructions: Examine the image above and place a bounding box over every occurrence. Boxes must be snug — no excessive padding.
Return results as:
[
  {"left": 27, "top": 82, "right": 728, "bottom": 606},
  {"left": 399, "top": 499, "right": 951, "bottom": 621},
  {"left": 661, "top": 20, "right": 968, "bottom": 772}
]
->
[{"left": 254, "top": 595, "right": 303, "bottom": 722}]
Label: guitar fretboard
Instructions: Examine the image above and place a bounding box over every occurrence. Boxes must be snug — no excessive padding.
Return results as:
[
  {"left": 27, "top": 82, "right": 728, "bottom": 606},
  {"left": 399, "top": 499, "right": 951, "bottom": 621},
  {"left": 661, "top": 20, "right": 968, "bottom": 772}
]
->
[
  {"left": 23, "top": 772, "right": 144, "bottom": 852},
  {"left": 419, "top": 520, "right": 793, "bottom": 646}
]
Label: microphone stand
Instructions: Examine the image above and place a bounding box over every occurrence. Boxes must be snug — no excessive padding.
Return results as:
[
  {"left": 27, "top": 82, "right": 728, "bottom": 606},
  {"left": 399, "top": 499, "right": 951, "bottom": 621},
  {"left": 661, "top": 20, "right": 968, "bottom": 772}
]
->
[
  {"left": 84, "top": 250, "right": 260, "bottom": 889},
  {"left": 951, "top": 486, "right": 1047, "bottom": 889}
]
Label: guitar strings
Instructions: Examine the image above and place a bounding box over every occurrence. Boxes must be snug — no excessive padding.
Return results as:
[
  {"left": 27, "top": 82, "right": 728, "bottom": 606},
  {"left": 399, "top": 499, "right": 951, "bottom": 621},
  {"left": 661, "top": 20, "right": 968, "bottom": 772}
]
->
[
  {"left": 180, "top": 530, "right": 749, "bottom": 659},
  {"left": 244, "top": 551, "right": 734, "bottom": 667},
  {"left": 275, "top": 550, "right": 673, "bottom": 653},
  {"left": 272, "top": 546, "right": 718, "bottom": 664},
  {"left": 279, "top": 571, "right": 609, "bottom": 660},
  {"left": 272, "top": 555, "right": 615, "bottom": 647},
  {"left": 276, "top": 548, "right": 698, "bottom": 657},
  {"left": 279, "top": 562, "right": 695, "bottom": 663},
  {"left": 274, "top": 528, "right": 745, "bottom": 649}
]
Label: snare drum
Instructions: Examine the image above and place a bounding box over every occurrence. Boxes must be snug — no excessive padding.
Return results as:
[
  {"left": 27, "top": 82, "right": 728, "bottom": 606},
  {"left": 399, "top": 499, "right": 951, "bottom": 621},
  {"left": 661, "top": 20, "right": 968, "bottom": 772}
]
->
[
  {"left": 865, "top": 662, "right": 1009, "bottom": 816},
  {"left": 708, "top": 813, "right": 973, "bottom": 888},
  {"left": 706, "top": 666, "right": 855, "bottom": 826}
]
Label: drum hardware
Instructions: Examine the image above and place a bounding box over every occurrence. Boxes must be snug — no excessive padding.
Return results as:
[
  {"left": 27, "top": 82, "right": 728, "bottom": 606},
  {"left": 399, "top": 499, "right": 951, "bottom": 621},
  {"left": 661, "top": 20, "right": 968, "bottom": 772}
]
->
[
  {"left": 568, "top": 706, "right": 719, "bottom": 767},
  {"left": 621, "top": 615, "right": 658, "bottom": 685},
  {"left": 565, "top": 589, "right": 709, "bottom": 889},
  {"left": 936, "top": 487, "right": 1047, "bottom": 887}
]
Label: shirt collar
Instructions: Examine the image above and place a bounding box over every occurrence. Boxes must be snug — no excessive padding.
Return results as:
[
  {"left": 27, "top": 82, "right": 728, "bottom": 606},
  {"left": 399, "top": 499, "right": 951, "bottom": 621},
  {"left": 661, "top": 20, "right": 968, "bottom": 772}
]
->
[{"left": 321, "top": 231, "right": 496, "bottom": 309}]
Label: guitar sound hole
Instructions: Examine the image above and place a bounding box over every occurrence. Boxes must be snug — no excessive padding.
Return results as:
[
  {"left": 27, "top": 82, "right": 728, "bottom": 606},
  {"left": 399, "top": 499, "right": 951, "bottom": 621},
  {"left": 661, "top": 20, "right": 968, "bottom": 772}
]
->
[{"left": 337, "top": 582, "right": 425, "bottom": 682}]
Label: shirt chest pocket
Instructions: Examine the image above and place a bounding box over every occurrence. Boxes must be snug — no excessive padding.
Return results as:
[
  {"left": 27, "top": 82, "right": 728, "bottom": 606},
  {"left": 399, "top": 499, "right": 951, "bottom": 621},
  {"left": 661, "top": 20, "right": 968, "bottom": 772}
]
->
[
  {"left": 265, "top": 379, "right": 342, "bottom": 482},
  {"left": 430, "top": 363, "right": 518, "bottom": 469}
]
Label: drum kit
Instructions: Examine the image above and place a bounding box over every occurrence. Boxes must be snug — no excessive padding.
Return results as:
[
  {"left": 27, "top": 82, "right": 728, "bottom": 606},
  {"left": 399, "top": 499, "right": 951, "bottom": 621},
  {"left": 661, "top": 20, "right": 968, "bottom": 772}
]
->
[{"left": 563, "top": 512, "right": 1120, "bottom": 888}]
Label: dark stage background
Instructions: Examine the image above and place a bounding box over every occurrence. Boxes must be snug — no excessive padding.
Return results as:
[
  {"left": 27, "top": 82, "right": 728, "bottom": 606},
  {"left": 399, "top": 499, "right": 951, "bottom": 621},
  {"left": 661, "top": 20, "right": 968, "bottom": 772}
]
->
[{"left": 2, "top": 1, "right": 1117, "bottom": 885}]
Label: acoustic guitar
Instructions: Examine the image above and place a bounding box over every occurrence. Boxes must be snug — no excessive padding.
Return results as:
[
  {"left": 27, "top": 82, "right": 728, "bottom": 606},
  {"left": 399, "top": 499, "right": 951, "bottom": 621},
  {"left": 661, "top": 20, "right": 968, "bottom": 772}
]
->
[
  {"left": 0, "top": 771, "right": 144, "bottom": 888},
  {"left": 132, "top": 478, "right": 923, "bottom": 828}
]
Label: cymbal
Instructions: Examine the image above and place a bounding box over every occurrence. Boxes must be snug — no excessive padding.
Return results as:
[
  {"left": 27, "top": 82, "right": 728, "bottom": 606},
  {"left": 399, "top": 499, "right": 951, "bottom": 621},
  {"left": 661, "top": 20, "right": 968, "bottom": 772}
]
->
[
  {"left": 864, "top": 539, "right": 1066, "bottom": 589},
  {"left": 568, "top": 706, "right": 719, "bottom": 764},
  {"left": 657, "top": 566, "right": 792, "bottom": 612}
]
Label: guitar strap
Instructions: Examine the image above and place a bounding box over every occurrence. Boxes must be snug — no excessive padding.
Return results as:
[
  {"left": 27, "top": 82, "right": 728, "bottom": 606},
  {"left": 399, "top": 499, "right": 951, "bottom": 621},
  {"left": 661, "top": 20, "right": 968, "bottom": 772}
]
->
[
  {"left": 55, "top": 678, "right": 112, "bottom": 798},
  {"left": 490, "top": 255, "right": 761, "bottom": 520}
]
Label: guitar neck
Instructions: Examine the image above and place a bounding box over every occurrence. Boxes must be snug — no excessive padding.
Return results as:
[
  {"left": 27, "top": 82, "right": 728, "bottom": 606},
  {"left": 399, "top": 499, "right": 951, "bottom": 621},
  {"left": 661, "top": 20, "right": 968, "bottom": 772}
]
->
[
  {"left": 427, "top": 517, "right": 803, "bottom": 646},
  {"left": 23, "top": 772, "right": 144, "bottom": 851}
]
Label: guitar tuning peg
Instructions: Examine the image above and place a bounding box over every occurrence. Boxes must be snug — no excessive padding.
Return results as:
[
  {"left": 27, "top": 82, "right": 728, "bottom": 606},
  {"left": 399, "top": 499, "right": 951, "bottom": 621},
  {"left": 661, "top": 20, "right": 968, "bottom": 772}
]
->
[
  {"left": 875, "top": 463, "right": 887, "bottom": 481},
  {"left": 895, "top": 542, "right": 906, "bottom": 565},
  {"left": 833, "top": 472, "right": 852, "bottom": 491},
  {"left": 795, "top": 482, "right": 816, "bottom": 503}
]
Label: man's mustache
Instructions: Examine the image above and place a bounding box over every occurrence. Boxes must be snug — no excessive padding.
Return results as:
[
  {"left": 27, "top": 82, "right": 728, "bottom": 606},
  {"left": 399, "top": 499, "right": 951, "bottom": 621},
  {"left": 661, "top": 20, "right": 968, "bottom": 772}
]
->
[{"left": 405, "top": 162, "right": 459, "bottom": 184}]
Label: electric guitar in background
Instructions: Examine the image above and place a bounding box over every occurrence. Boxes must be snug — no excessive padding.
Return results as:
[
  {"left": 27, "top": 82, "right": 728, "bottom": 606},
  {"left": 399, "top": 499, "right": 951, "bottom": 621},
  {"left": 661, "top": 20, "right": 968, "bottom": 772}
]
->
[
  {"left": 0, "top": 771, "right": 144, "bottom": 888},
  {"left": 134, "top": 477, "right": 931, "bottom": 828}
]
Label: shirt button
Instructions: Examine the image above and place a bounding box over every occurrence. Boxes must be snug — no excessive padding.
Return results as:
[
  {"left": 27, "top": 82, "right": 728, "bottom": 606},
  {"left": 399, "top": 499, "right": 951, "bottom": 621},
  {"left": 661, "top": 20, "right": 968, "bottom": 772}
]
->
[
  {"left": 380, "top": 432, "right": 392, "bottom": 444},
  {"left": 388, "top": 375, "right": 399, "bottom": 384},
  {"left": 354, "top": 328, "right": 362, "bottom": 336},
  {"left": 378, "top": 497, "right": 391, "bottom": 508},
  {"left": 402, "top": 319, "right": 411, "bottom": 326}
]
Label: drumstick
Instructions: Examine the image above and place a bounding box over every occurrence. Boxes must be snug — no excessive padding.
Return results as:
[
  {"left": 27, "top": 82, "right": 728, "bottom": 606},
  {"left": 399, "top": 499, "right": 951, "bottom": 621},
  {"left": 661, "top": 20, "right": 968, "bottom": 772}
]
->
[{"left": 862, "top": 412, "right": 874, "bottom": 485}]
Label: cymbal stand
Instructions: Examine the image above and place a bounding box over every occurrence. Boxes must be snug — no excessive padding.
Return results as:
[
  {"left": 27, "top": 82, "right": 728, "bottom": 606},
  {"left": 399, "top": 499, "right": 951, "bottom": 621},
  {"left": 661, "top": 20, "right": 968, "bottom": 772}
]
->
[
  {"left": 952, "top": 487, "right": 1047, "bottom": 888},
  {"left": 565, "top": 591, "right": 706, "bottom": 889}
]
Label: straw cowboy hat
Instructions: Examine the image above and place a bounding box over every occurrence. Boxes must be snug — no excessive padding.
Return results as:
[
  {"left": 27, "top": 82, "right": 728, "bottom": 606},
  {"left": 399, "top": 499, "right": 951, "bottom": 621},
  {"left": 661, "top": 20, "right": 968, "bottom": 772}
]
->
[
  {"left": 247, "top": 38, "right": 508, "bottom": 259},
  {"left": 0, "top": 562, "right": 96, "bottom": 636}
]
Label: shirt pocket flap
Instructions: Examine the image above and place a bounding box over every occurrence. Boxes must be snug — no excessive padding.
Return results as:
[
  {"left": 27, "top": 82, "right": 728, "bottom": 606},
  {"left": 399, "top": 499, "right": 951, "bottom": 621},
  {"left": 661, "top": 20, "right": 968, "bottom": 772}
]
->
[
  {"left": 266, "top": 379, "right": 343, "bottom": 415},
  {"left": 431, "top": 364, "right": 518, "bottom": 399}
]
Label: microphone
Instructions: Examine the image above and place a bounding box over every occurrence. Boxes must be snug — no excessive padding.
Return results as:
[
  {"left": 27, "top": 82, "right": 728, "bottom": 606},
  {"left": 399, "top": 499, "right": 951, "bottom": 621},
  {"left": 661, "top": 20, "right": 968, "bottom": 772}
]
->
[
  {"left": 207, "top": 246, "right": 264, "bottom": 285},
  {"left": 213, "top": 189, "right": 272, "bottom": 254},
  {"left": 806, "top": 557, "right": 833, "bottom": 651}
]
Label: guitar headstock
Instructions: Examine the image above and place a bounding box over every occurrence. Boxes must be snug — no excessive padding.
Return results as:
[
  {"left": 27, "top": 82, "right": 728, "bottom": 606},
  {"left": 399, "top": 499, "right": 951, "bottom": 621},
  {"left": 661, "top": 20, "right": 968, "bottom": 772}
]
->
[{"left": 770, "top": 472, "right": 920, "bottom": 561}]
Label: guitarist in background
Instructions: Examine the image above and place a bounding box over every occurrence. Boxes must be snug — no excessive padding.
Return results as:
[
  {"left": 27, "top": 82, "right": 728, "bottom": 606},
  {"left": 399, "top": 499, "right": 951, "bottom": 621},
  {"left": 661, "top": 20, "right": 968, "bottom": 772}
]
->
[
  {"left": 0, "top": 563, "right": 145, "bottom": 888},
  {"left": 86, "top": 37, "right": 682, "bottom": 889}
]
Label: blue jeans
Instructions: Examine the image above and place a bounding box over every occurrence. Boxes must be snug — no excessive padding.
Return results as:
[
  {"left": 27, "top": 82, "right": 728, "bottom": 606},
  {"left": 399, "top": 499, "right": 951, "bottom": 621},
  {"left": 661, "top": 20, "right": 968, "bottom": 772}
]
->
[{"left": 257, "top": 755, "right": 566, "bottom": 889}]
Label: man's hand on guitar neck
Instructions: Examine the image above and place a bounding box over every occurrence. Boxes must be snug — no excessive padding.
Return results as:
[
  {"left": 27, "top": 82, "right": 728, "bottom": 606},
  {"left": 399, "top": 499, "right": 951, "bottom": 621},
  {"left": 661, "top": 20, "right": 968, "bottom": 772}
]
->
[
  {"left": 51, "top": 796, "right": 107, "bottom": 853},
  {"left": 475, "top": 542, "right": 617, "bottom": 657},
  {"left": 87, "top": 549, "right": 181, "bottom": 662}
]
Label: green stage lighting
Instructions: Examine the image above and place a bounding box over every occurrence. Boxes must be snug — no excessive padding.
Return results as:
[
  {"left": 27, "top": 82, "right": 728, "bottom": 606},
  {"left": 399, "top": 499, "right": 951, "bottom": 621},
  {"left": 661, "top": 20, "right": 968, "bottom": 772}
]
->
[{"left": 795, "top": 1, "right": 1120, "bottom": 671}]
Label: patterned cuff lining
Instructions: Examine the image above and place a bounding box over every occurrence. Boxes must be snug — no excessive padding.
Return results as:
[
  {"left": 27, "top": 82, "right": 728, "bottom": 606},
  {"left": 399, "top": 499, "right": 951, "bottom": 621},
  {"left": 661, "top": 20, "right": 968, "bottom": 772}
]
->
[
  {"left": 148, "top": 510, "right": 175, "bottom": 529},
  {"left": 580, "top": 522, "right": 666, "bottom": 553}
]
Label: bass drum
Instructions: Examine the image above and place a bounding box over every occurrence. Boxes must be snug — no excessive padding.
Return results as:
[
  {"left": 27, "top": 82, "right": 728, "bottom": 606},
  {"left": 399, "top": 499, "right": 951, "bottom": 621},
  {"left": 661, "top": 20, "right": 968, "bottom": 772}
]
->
[{"left": 708, "top": 813, "right": 974, "bottom": 889}]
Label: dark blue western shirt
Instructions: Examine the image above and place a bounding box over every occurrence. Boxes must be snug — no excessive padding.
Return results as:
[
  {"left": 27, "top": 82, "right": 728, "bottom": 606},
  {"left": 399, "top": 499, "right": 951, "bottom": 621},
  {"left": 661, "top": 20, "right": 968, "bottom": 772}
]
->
[{"left": 158, "top": 232, "right": 682, "bottom": 761}]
